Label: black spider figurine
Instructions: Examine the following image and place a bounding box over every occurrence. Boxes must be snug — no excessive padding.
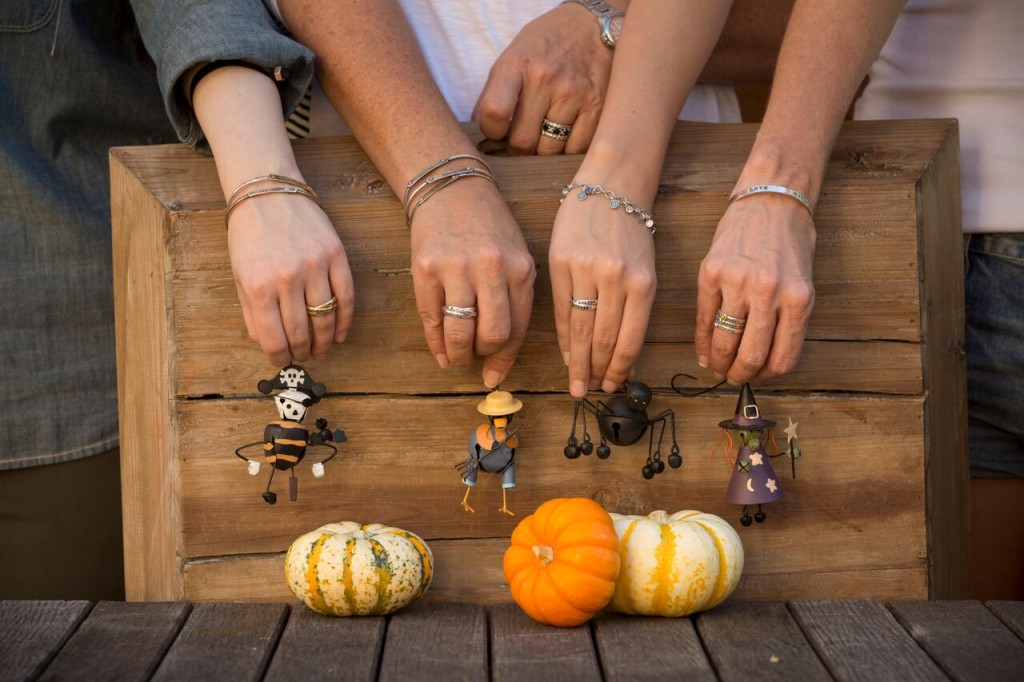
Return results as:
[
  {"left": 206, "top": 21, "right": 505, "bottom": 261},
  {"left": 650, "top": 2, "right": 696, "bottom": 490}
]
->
[{"left": 563, "top": 381, "right": 681, "bottom": 479}]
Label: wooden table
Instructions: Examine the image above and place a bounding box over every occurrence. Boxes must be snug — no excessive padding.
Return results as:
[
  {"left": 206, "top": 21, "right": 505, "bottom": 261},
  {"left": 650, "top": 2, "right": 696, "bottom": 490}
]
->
[{"left": 4, "top": 600, "right": 1022, "bottom": 681}]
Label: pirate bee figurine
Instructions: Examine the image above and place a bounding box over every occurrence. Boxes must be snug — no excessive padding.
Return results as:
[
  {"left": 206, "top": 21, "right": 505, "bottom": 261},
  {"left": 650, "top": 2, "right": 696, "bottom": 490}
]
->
[
  {"left": 718, "top": 383, "right": 797, "bottom": 526},
  {"left": 235, "top": 364, "right": 346, "bottom": 505},
  {"left": 564, "top": 381, "right": 681, "bottom": 479},
  {"left": 456, "top": 389, "right": 522, "bottom": 515}
]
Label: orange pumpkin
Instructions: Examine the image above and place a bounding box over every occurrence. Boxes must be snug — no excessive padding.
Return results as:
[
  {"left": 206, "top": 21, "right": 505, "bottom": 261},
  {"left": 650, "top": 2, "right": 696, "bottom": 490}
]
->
[{"left": 503, "top": 497, "right": 620, "bottom": 627}]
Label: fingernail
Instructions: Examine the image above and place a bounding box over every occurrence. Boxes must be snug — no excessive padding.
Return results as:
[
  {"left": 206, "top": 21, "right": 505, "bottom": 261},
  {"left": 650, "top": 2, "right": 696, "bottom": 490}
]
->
[
  {"left": 602, "top": 380, "right": 618, "bottom": 393},
  {"left": 698, "top": 355, "right": 709, "bottom": 368},
  {"left": 436, "top": 354, "right": 449, "bottom": 369},
  {"left": 561, "top": 351, "right": 570, "bottom": 366},
  {"left": 484, "top": 370, "right": 501, "bottom": 388},
  {"left": 571, "top": 379, "right": 587, "bottom": 397},
  {"left": 712, "top": 371, "right": 724, "bottom": 381}
]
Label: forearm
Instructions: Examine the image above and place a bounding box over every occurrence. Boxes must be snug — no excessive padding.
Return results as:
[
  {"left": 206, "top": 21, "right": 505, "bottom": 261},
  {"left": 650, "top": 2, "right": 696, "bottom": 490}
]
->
[
  {"left": 192, "top": 66, "right": 304, "bottom": 198},
  {"left": 740, "top": 0, "right": 905, "bottom": 200},
  {"left": 582, "top": 0, "right": 734, "bottom": 204},
  {"left": 278, "top": 0, "right": 481, "bottom": 191},
  {"left": 701, "top": 0, "right": 794, "bottom": 84}
]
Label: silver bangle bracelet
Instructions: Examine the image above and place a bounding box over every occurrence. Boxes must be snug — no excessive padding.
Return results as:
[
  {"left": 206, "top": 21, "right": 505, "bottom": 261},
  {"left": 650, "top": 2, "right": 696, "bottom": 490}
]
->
[
  {"left": 728, "top": 184, "right": 815, "bottom": 216},
  {"left": 560, "top": 180, "right": 655, "bottom": 234}
]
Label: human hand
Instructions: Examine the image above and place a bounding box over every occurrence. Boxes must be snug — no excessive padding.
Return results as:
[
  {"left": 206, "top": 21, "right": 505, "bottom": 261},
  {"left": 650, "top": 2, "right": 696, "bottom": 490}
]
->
[
  {"left": 227, "top": 192, "right": 354, "bottom": 367},
  {"left": 549, "top": 183, "right": 657, "bottom": 398},
  {"left": 473, "top": 3, "right": 614, "bottom": 155},
  {"left": 409, "top": 179, "right": 536, "bottom": 388},
  {"left": 695, "top": 196, "right": 816, "bottom": 384}
]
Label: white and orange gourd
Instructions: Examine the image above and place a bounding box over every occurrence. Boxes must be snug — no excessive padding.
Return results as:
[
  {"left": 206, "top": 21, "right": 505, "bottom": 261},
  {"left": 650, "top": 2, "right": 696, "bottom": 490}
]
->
[
  {"left": 609, "top": 510, "right": 743, "bottom": 617},
  {"left": 285, "top": 522, "right": 433, "bottom": 616}
]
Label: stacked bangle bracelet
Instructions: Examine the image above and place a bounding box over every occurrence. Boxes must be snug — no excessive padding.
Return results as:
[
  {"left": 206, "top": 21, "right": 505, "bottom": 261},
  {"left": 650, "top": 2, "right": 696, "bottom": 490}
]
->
[
  {"left": 728, "top": 184, "right": 815, "bottom": 216},
  {"left": 224, "top": 174, "right": 322, "bottom": 226},
  {"left": 403, "top": 154, "right": 497, "bottom": 227},
  {"left": 560, "top": 180, "right": 656, "bottom": 234}
]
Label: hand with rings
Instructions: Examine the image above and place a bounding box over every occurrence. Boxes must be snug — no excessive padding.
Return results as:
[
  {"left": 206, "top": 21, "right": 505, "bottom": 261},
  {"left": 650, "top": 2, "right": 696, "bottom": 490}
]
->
[
  {"left": 550, "top": 174, "right": 657, "bottom": 398},
  {"left": 410, "top": 175, "right": 536, "bottom": 389},
  {"left": 473, "top": 1, "right": 614, "bottom": 155},
  {"left": 695, "top": 186, "right": 817, "bottom": 385}
]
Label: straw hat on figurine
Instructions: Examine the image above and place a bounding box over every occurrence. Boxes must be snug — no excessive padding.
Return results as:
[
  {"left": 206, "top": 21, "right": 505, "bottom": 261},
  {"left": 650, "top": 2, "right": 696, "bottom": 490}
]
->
[{"left": 477, "top": 390, "right": 523, "bottom": 416}]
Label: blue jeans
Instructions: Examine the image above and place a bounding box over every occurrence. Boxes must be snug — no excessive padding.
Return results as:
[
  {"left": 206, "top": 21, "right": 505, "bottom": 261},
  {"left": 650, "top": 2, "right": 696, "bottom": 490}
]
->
[{"left": 964, "top": 233, "right": 1024, "bottom": 477}]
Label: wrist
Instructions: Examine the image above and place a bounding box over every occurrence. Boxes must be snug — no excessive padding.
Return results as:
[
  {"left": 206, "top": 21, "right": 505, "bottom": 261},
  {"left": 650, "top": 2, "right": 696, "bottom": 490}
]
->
[{"left": 736, "top": 145, "right": 823, "bottom": 205}]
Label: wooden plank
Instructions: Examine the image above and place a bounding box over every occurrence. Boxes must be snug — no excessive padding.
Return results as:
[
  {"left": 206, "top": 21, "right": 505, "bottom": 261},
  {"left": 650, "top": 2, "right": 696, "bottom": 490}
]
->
[
  {"left": 695, "top": 601, "right": 831, "bottom": 681},
  {"left": 164, "top": 188, "right": 921, "bottom": 398},
  {"left": 0, "top": 601, "right": 91, "bottom": 682},
  {"left": 377, "top": 602, "right": 487, "bottom": 682},
  {"left": 916, "top": 123, "right": 970, "bottom": 599},
  {"left": 489, "top": 603, "right": 602, "bottom": 682},
  {"left": 988, "top": 601, "right": 1024, "bottom": 640},
  {"left": 889, "top": 600, "right": 1024, "bottom": 681},
  {"left": 593, "top": 613, "right": 716, "bottom": 681},
  {"left": 36, "top": 601, "right": 189, "bottom": 681},
  {"left": 111, "top": 152, "right": 183, "bottom": 602},
  {"left": 789, "top": 599, "right": 946, "bottom": 681},
  {"left": 151, "top": 602, "right": 287, "bottom": 681},
  {"left": 264, "top": 604, "right": 384, "bottom": 682}
]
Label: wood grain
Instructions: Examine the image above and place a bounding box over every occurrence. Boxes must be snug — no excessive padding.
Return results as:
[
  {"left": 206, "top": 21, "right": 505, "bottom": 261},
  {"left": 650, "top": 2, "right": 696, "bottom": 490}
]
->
[
  {"left": 888, "top": 600, "right": 1024, "bottom": 682},
  {"left": 264, "top": 604, "right": 384, "bottom": 682},
  {"left": 490, "top": 603, "right": 603, "bottom": 682},
  {"left": 37, "top": 602, "right": 189, "bottom": 682},
  {"left": 594, "top": 613, "right": 716, "bottom": 681},
  {"left": 0, "top": 600, "right": 91, "bottom": 682},
  {"left": 696, "top": 601, "right": 831, "bottom": 681},
  {"left": 377, "top": 602, "right": 488, "bottom": 682}
]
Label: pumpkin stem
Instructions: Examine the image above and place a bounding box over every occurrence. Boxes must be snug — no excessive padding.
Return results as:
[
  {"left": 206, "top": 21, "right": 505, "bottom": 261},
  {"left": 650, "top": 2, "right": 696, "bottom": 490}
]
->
[
  {"left": 532, "top": 545, "right": 555, "bottom": 566},
  {"left": 649, "top": 510, "right": 670, "bottom": 524}
]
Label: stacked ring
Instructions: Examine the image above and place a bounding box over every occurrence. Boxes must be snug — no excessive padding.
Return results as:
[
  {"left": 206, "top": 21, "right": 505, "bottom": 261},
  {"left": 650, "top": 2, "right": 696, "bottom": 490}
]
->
[
  {"left": 442, "top": 304, "right": 478, "bottom": 319},
  {"left": 541, "top": 118, "right": 573, "bottom": 141},
  {"left": 570, "top": 298, "right": 598, "bottom": 311},
  {"left": 713, "top": 310, "right": 747, "bottom": 334},
  {"left": 306, "top": 296, "right": 338, "bottom": 317}
]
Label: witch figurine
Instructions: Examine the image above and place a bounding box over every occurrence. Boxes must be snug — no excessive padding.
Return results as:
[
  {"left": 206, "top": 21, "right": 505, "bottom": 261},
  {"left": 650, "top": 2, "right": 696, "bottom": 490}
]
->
[{"left": 719, "top": 383, "right": 785, "bottom": 526}]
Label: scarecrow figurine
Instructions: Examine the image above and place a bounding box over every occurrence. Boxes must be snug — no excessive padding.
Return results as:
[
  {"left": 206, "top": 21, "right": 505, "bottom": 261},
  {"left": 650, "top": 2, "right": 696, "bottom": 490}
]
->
[
  {"left": 718, "top": 383, "right": 792, "bottom": 526},
  {"left": 456, "top": 389, "right": 523, "bottom": 515},
  {"left": 234, "top": 364, "right": 346, "bottom": 505}
]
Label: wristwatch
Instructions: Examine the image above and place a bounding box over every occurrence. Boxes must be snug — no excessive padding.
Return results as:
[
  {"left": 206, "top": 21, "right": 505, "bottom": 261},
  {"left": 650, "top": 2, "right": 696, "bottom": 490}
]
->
[{"left": 561, "top": 0, "right": 625, "bottom": 49}]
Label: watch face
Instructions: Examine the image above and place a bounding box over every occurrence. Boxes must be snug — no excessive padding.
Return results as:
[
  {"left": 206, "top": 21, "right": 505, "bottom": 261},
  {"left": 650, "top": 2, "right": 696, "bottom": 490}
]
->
[{"left": 603, "top": 15, "right": 624, "bottom": 47}]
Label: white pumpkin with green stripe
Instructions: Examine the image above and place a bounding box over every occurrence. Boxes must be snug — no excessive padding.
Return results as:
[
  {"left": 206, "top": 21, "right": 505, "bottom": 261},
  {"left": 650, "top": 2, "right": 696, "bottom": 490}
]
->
[
  {"left": 285, "top": 522, "right": 433, "bottom": 616},
  {"left": 608, "top": 510, "right": 743, "bottom": 617}
]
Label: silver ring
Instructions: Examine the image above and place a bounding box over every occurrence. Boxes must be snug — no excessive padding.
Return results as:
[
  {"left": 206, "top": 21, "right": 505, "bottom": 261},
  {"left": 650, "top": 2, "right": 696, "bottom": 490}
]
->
[
  {"left": 713, "top": 309, "right": 747, "bottom": 334},
  {"left": 442, "top": 304, "right": 478, "bottom": 319},
  {"left": 570, "top": 298, "right": 598, "bottom": 311},
  {"left": 541, "top": 118, "right": 573, "bottom": 141}
]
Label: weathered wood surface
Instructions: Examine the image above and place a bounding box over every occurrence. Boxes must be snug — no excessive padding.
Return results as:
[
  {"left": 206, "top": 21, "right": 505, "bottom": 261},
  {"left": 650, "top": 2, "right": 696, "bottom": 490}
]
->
[
  {"left": 111, "top": 119, "right": 968, "bottom": 603},
  {"left": 5, "top": 600, "right": 1022, "bottom": 681}
]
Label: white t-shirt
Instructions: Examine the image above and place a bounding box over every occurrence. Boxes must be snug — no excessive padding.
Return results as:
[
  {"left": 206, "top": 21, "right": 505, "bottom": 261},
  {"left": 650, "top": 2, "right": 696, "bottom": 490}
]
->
[
  {"left": 854, "top": 0, "right": 1023, "bottom": 233},
  {"left": 267, "top": 0, "right": 741, "bottom": 137}
]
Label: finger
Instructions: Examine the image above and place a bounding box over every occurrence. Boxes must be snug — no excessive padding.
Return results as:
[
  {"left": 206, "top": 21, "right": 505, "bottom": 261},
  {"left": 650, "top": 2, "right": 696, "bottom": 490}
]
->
[
  {"left": 563, "top": 105, "right": 599, "bottom": 155},
  {"left": 328, "top": 253, "right": 355, "bottom": 345},
  {"left": 757, "top": 292, "right": 814, "bottom": 380},
  {"left": 248, "top": 296, "right": 292, "bottom": 367},
  {"left": 549, "top": 257, "right": 574, "bottom": 367},
  {"left": 727, "top": 308, "right": 774, "bottom": 385},
  {"left": 589, "top": 286, "right": 625, "bottom": 391},
  {"left": 707, "top": 306, "right": 748, "bottom": 379},
  {"left": 280, "top": 287, "right": 313, "bottom": 363},
  {"left": 442, "top": 289, "right": 478, "bottom": 368},
  {"left": 474, "top": 65, "right": 523, "bottom": 143},
  {"left": 601, "top": 290, "right": 653, "bottom": 393},
  {"left": 235, "top": 281, "right": 257, "bottom": 342},
  {"left": 567, "top": 285, "right": 598, "bottom": 398},
  {"left": 473, "top": 281, "right": 511, "bottom": 360},
  {"left": 481, "top": 280, "right": 534, "bottom": 388},
  {"left": 413, "top": 276, "right": 449, "bottom": 368},
  {"left": 535, "top": 104, "right": 577, "bottom": 156},
  {"left": 505, "top": 81, "right": 549, "bottom": 155},
  {"left": 694, "top": 271, "right": 723, "bottom": 370},
  {"left": 305, "top": 287, "right": 337, "bottom": 363}
]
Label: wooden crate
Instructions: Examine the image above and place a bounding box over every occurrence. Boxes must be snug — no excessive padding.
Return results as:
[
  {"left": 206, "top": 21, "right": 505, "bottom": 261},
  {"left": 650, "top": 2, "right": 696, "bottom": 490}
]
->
[{"left": 111, "top": 119, "right": 968, "bottom": 604}]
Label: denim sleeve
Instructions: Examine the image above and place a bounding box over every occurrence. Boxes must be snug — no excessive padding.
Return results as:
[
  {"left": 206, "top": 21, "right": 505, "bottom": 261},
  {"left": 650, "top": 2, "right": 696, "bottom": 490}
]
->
[{"left": 129, "top": 0, "right": 315, "bottom": 150}]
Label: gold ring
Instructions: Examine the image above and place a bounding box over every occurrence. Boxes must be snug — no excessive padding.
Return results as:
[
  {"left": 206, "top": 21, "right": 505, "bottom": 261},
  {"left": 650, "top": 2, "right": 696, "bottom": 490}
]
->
[
  {"left": 306, "top": 296, "right": 338, "bottom": 317},
  {"left": 442, "top": 304, "right": 478, "bottom": 319},
  {"left": 713, "top": 309, "right": 747, "bottom": 334}
]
